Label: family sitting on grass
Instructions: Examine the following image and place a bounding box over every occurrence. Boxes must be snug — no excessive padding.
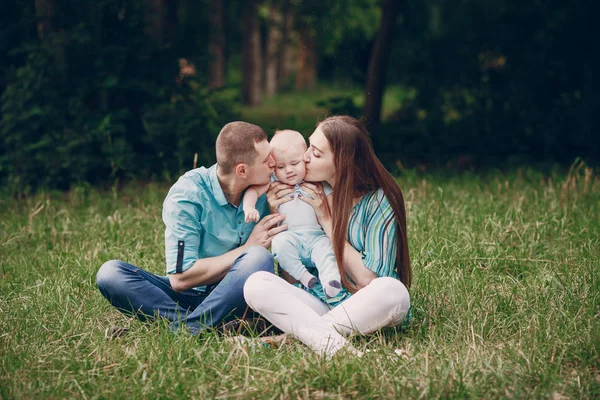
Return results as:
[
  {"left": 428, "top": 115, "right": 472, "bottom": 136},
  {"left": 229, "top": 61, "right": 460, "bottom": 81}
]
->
[{"left": 96, "top": 116, "right": 412, "bottom": 358}]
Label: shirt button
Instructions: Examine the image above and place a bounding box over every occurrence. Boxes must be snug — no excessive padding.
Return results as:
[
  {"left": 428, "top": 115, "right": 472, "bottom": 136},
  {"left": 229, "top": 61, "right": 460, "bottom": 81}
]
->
[{"left": 238, "top": 220, "right": 241, "bottom": 225}]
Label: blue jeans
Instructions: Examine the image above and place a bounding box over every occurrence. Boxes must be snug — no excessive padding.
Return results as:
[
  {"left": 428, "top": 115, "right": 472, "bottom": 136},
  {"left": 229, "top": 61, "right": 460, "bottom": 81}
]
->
[{"left": 96, "top": 246, "right": 274, "bottom": 335}]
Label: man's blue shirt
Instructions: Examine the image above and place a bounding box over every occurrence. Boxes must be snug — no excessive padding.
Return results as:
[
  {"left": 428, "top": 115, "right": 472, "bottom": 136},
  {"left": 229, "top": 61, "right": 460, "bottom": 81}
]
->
[{"left": 162, "top": 164, "right": 269, "bottom": 291}]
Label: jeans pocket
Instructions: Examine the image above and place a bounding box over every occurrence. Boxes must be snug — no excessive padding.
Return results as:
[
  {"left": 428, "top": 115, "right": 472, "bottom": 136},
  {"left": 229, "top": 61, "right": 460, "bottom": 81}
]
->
[{"left": 180, "top": 288, "right": 205, "bottom": 297}]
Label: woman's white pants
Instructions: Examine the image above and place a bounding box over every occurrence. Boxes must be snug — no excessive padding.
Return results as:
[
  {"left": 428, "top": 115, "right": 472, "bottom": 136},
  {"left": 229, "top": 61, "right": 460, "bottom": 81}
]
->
[{"left": 243, "top": 271, "right": 410, "bottom": 358}]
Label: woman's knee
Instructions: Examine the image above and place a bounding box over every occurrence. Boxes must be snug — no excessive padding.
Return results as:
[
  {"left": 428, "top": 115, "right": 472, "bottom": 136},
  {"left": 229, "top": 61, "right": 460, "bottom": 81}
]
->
[
  {"left": 243, "top": 270, "right": 275, "bottom": 310},
  {"left": 370, "top": 277, "right": 410, "bottom": 312}
]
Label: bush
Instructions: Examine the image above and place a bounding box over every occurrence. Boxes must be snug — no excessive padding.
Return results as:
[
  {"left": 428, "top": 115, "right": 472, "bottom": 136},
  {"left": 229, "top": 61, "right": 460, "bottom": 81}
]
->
[
  {"left": 0, "top": 0, "right": 237, "bottom": 193},
  {"left": 316, "top": 95, "right": 362, "bottom": 119},
  {"left": 381, "top": 0, "right": 599, "bottom": 168}
]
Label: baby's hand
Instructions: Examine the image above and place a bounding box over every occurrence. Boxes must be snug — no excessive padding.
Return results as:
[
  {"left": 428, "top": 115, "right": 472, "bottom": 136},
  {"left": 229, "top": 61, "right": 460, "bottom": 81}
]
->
[{"left": 244, "top": 208, "right": 260, "bottom": 223}]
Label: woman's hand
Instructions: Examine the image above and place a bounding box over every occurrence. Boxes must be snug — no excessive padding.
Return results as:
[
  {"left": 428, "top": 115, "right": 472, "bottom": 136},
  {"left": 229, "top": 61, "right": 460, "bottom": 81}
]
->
[
  {"left": 266, "top": 182, "right": 294, "bottom": 214},
  {"left": 298, "top": 182, "right": 332, "bottom": 231}
]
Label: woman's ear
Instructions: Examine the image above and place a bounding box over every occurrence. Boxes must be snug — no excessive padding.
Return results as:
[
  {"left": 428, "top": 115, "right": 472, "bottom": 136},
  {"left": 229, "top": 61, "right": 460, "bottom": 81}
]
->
[{"left": 235, "top": 163, "right": 247, "bottom": 178}]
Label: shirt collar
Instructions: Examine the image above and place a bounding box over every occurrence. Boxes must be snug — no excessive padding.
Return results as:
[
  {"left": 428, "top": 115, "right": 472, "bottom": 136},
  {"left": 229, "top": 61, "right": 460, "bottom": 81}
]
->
[{"left": 209, "top": 165, "right": 229, "bottom": 207}]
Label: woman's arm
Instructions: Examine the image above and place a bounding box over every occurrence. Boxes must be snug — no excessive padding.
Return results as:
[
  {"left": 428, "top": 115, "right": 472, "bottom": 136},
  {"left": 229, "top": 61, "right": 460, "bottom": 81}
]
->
[
  {"left": 299, "top": 183, "right": 377, "bottom": 289},
  {"left": 338, "top": 242, "right": 377, "bottom": 288}
]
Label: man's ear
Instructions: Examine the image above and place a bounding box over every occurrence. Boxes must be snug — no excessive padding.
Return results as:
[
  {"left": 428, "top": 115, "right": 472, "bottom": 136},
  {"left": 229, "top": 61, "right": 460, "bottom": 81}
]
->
[{"left": 234, "top": 163, "right": 247, "bottom": 178}]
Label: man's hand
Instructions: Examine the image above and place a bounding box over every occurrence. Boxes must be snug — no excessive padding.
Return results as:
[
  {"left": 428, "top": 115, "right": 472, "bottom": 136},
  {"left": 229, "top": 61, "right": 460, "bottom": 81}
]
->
[
  {"left": 244, "top": 207, "right": 260, "bottom": 223},
  {"left": 266, "top": 182, "right": 294, "bottom": 214},
  {"left": 245, "top": 213, "right": 287, "bottom": 249}
]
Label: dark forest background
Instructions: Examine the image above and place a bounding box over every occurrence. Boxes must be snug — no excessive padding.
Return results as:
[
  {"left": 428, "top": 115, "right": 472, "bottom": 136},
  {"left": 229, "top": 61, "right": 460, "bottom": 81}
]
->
[{"left": 1, "top": 0, "right": 598, "bottom": 192}]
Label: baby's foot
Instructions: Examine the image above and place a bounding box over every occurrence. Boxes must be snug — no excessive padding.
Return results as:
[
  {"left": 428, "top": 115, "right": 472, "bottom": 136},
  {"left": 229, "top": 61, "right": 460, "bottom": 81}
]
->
[
  {"left": 300, "top": 271, "right": 318, "bottom": 288},
  {"left": 324, "top": 280, "right": 341, "bottom": 298}
]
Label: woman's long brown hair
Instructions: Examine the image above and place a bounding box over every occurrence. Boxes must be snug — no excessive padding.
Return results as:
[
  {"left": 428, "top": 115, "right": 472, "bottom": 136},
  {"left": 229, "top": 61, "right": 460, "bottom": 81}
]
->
[{"left": 318, "top": 116, "right": 411, "bottom": 292}]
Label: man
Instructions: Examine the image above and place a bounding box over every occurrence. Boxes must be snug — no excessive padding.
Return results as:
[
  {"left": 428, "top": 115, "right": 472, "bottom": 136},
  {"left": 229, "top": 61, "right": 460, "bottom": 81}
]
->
[{"left": 96, "top": 121, "right": 287, "bottom": 335}]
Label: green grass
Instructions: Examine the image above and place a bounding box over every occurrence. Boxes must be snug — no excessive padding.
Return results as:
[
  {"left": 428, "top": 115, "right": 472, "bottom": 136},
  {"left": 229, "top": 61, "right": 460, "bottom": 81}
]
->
[{"left": 1, "top": 166, "right": 599, "bottom": 398}]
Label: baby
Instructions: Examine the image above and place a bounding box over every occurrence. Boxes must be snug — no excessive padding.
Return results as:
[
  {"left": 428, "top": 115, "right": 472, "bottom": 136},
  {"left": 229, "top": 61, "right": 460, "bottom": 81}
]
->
[{"left": 243, "top": 130, "right": 342, "bottom": 298}]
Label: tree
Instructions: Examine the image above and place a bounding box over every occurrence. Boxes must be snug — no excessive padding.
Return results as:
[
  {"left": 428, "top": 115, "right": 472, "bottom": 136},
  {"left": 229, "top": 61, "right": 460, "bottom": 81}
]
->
[
  {"left": 364, "top": 0, "right": 402, "bottom": 127},
  {"left": 34, "top": 0, "right": 65, "bottom": 73},
  {"left": 208, "top": 0, "right": 226, "bottom": 88},
  {"left": 144, "top": 0, "right": 178, "bottom": 46},
  {"left": 295, "top": 20, "right": 317, "bottom": 90},
  {"left": 277, "top": 0, "right": 295, "bottom": 90},
  {"left": 34, "top": 0, "right": 56, "bottom": 40},
  {"left": 242, "top": 0, "right": 262, "bottom": 106},
  {"left": 264, "top": 1, "right": 283, "bottom": 96}
]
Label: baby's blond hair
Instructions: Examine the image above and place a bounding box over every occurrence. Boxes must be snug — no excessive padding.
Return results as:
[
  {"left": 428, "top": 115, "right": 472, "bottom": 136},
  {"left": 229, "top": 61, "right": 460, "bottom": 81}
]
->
[{"left": 270, "top": 129, "right": 306, "bottom": 152}]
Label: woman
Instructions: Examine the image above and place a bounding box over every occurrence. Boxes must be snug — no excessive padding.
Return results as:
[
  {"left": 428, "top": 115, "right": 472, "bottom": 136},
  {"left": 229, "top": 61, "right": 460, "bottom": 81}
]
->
[{"left": 243, "top": 116, "right": 412, "bottom": 357}]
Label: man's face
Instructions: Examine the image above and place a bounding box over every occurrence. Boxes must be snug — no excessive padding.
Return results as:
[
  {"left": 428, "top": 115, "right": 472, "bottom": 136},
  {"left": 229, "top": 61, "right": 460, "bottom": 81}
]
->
[
  {"left": 245, "top": 140, "right": 275, "bottom": 185},
  {"left": 272, "top": 143, "right": 306, "bottom": 185}
]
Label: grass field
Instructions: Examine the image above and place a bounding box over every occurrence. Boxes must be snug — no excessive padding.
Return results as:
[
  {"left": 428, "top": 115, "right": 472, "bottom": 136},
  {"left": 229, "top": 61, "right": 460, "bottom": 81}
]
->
[{"left": 1, "top": 164, "right": 599, "bottom": 398}]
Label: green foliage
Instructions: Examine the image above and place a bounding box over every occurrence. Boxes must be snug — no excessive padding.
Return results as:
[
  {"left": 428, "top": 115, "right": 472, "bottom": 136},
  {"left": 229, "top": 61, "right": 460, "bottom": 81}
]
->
[
  {"left": 1, "top": 50, "right": 68, "bottom": 191},
  {"left": 240, "top": 84, "right": 368, "bottom": 136},
  {"left": 141, "top": 87, "right": 238, "bottom": 178},
  {"left": 2, "top": 0, "right": 597, "bottom": 193},
  {"left": 316, "top": 95, "right": 362, "bottom": 119},
  {"left": 381, "top": 0, "right": 599, "bottom": 167},
  {"left": 294, "top": 0, "right": 381, "bottom": 83},
  {"left": 0, "top": 0, "right": 236, "bottom": 193}
]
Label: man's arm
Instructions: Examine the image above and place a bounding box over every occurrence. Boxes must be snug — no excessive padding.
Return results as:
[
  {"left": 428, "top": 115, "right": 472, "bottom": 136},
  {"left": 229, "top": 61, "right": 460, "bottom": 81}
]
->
[
  {"left": 169, "top": 213, "right": 288, "bottom": 292},
  {"left": 169, "top": 246, "right": 249, "bottom": 291}
]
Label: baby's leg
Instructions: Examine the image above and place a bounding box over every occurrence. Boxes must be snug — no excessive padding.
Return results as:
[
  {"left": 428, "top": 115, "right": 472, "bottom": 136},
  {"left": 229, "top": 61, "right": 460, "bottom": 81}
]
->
[
  {"left": 310, "top": 235, "right": 342, "bottom": 298},
  {"left": 272, "top": 232, "right": 317, "bottom": 288}
]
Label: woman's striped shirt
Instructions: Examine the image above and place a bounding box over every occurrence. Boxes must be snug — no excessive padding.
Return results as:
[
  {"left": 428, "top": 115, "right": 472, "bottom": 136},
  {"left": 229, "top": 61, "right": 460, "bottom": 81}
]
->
[{"left": 303, "top": 188, "right": 399, "bottom": 306}]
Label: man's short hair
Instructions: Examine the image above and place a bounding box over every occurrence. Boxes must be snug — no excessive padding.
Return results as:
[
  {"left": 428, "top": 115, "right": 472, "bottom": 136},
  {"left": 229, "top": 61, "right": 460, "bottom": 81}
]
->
[{"left": 216, "top": 122, "right": 268, "bottom": 174}]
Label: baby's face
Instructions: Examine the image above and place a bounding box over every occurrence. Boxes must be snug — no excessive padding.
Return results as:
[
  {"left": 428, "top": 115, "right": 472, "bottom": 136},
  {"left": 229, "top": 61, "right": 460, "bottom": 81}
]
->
[{"left": 272, "top": 144, "right": 306, "bottom": 185}]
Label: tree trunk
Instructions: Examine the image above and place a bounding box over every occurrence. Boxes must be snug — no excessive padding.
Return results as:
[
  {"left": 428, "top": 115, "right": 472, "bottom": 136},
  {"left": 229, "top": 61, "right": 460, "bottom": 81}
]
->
[
  {"left": 144, "top": 0, "right": 178, "bottom": 46},
  {"left": 364, "top": 0, "right": 401, "bottom": 127},
  {"left": 295, "top": 22, "right": 317, "bottom": 90},
  {"left": 35, "top": 0, "right": 65, "bottom": 77},
  {"left": 208, "top": 0, "right": 226, "bottom": 88},
  {"left": 223, "top": 0, "right": 230, "bottom": 81},
  {"left": 242, "top": 0, "right": 262, "bottom": 106},
  {"left": 34, "top": 0, "right": 56, "bottom": 40},
  {"left": 144, "top": 0, "right": 164, "bottom": 43},
  {"left": 264, "top": 3, "right": 282, "bottom": 96},
  {"left": 363, "top": 0, "right": 402, "bottom": 128},
  {"left": 277, "top": 0, "right": 294, "bottom": 89},
  {"left": 164, "top": 0, "right": 178, "bottom": 46}
]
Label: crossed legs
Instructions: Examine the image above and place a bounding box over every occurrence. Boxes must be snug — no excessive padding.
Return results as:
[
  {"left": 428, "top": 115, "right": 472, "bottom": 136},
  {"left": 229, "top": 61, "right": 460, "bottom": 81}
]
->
[
  {"left": 97, "top": 246, "right": 274, "bottom": 334},
  {"left": 243, "top": 271, "right": 410, "bottom": 357}
]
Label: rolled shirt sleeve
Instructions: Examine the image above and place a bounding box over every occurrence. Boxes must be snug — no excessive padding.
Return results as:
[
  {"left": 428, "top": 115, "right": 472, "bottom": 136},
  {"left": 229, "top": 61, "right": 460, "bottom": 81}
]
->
[{"left": 163, "top": 190, "right": 203, "bottom": 275}]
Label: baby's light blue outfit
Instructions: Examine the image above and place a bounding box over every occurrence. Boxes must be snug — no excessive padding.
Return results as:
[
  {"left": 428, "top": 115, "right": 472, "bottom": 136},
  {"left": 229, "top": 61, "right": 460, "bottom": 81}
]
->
[{"left": 270, "top": 176, "right": 341, "bottom": 299}]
